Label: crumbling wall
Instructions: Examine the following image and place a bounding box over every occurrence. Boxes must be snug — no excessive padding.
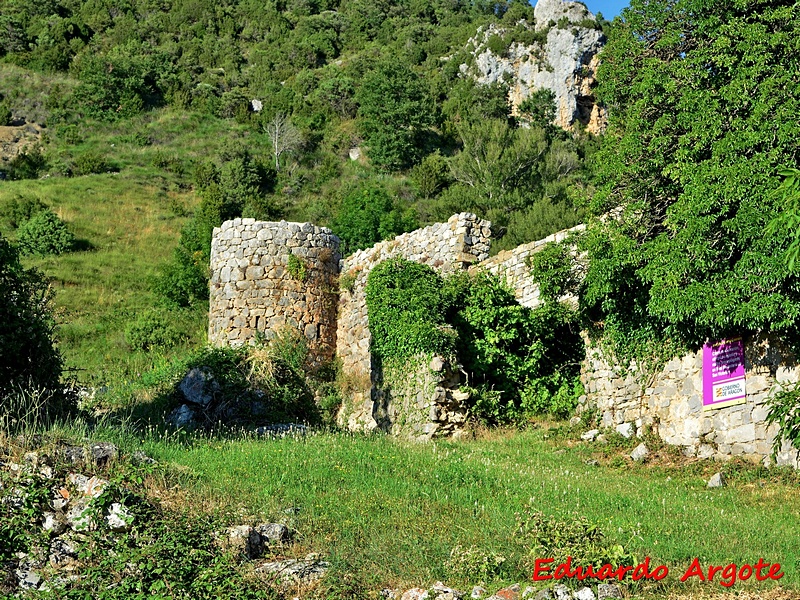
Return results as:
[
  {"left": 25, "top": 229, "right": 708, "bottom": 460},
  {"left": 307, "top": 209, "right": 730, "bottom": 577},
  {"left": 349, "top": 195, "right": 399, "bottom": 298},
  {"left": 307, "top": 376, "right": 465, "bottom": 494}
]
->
[
  {"left": 471, "top": 223, "right": 584, "bottom": 308},
  {"left": 581, "top": 335, "right": 800, "bottom": 467},
  {"left": 336, "top": 213, "right": 492, "bottom": 432}
]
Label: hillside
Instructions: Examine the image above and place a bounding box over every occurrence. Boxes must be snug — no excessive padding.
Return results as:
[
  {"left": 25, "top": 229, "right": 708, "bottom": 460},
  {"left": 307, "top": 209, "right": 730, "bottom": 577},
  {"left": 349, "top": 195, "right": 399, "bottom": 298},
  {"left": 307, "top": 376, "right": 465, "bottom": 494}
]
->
[{"left": 0, "top": 0, "right": 604, "bottom": 382}]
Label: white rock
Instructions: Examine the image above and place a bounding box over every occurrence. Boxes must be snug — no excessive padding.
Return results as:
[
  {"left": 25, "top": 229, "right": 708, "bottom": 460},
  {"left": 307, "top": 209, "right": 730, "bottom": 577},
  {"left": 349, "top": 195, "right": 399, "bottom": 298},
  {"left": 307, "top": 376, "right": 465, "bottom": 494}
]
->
[
  {"left": 615, "top": 422, "right": 634, "bottom": 438},
  {"left": 580, "top": 429, "right": 599, "bottom": 441},
  {"left": 630, "top": 443, "right": 649, "bottom": 462},
  {"left": 106, "top": 503, "right": 133, "bottom": 532},
  {"left": 707, "top": 472, "right": 725, "bottom": 488},
  {"left": 574, "top": 587, "right": 596, "bottom": 600}
]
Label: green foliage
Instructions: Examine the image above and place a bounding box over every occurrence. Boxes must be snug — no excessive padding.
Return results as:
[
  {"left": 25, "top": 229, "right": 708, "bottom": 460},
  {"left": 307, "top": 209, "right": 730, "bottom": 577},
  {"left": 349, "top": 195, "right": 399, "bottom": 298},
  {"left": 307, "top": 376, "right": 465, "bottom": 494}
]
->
[
  {"left": 527, "top": 241, "right": 581, "bottom": 301},
  {"left": 0, "top": 235, "right": 63, "bottom": 401},
  {"left": 1, "top": 194, "right": 47, "bottom": 228},
  {"left": 125, "top": 310, "right": 184, "bottom": 352},
  {"left": 768, "top": 168, "right": 800, "bottom": 271},
  {"left": 486, "top": 33, "right": 508, "bottom": 56},
  {"left": 766, "top": 384, "right": 800, "bottom": 458},
  {"left": 516, "top": 509, "right": 635, "bottom": 571},
  {"left": 449, "top": 119, "right": 548, "bottom": 216},
  {"left": 446, "top": 545, "right": 507, "bottom": 581},
  {"left": 410, "top": 151, "right": 451, "bottom": 199},
  {"left": 287, "top": 253, "right": 308, "bottom": 281},
  {"left": 356, "top": 61, "right": 434, "bottom": 172},
  {"left": 16, "top": 209, "right": 76, "bottom": 256},
  {"left": 71, "top": 43, "right": 174, "bottom": 121},
  {"left": 588, "top": 0, "right": 800, "bottom": 349},
  {"left": 517, "top": 88, "right": 556, "bottom": 130},
  {"left": 332, "top": 183, "right": 418, "bottom": 255},
  {"left": 6, "top": 146, "right": 46, "bottom": 180},
  {"left": 72, "top": 150, "right": 111, "bottom": 176},
  {"left": 0, "top": 95, "right": 11, "bottom": 125},
  {"left": 365, "top": 258, "right": 458, "bottom": 362},
  {"left": 450, "top": 275, "right": 584, "bottom": 421},
  {"left": 366, "top": 259, "right": 584, "bottom": 422}
]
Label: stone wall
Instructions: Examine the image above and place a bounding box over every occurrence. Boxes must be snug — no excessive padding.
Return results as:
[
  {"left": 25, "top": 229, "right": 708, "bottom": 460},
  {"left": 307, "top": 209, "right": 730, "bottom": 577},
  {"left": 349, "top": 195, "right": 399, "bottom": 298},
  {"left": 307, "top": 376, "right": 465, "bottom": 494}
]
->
[
  {"left": 581, "top": 335, "right": 800, "bottom": 467},
  {"left": 208, "top": 218, "right": 340, "bottom": 365},
  {"left": 336, "top": 213, "right": 492, "bottom": 432},
  {"left": 471, "top": 223, "right": 584, "bottom": 308},
  {"left": 364, "top": 356, "right": 470, "bottom": 441}
]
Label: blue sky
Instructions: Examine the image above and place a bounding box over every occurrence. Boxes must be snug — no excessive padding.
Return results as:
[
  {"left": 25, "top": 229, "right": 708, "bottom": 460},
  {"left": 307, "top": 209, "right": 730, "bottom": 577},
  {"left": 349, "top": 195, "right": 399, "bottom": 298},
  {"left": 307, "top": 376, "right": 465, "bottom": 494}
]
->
[{"left": 578, "top": 0, "right": 630, "bottom": 19}]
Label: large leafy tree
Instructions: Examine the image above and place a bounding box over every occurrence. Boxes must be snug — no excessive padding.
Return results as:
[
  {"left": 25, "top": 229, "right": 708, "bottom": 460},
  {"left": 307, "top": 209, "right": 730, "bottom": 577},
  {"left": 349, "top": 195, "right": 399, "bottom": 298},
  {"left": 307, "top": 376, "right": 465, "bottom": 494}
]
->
[
  {"left": 583, "top": 0, "right": 800, "bottom": 349},
  {"left": 356, "top": 61, "right": 434, "bottom": 172}
]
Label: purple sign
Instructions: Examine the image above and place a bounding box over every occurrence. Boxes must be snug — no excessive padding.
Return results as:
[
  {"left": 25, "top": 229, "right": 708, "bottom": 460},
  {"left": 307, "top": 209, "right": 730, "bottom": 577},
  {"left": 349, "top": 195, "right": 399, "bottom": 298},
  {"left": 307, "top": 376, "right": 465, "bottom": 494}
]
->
[{"left": 702, "top": 338, "right": 746, "bottom": 409}]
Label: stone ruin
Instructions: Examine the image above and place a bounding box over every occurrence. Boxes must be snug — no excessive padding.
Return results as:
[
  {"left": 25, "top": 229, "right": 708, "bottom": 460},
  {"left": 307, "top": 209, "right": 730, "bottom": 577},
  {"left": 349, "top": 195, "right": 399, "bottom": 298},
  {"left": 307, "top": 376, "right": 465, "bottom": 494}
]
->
[{"left": 209, "top": 215, "right": 800, "bottom": 466}]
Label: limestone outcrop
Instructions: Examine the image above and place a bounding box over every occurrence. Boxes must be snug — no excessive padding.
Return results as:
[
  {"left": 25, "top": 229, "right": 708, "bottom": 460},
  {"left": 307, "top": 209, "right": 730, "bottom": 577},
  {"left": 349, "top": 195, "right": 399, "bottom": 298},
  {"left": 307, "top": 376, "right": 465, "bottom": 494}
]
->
[{"left": 460, "top": 0, "right": 606, "bottom": 134}]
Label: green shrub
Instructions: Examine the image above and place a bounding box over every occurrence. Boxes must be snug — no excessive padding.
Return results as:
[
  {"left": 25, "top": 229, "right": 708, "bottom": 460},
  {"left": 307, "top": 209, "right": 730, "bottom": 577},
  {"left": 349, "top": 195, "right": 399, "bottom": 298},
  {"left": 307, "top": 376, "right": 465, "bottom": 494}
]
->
[
  {"left": 365, "top": 260, "right": 585, "bottom": 424},
  {"left": 125, "top": 311, "right": 184, "bottom": 351},
  {"left": 365, "top": 258, "right": 458, "bottom": 362},
  {"left": 410, "top": 151, "right": 451, "bottom": 199},
  {"left": 486, "top": 33, "right": 508, "bottom": 56},
  {"left": 0, "top": 97, "right": 11, "bottom": 126},
  {"left": 73, "top": 150, "right": 111, "bottom": 176},
  {"left": 516, "top": 509, "right": 635, "bottom": 572},
  {"left": 0, "top": 235, "right": 65, "bottom": 407},
  {"left": 446, "top": 545, "right": 507, "bottom": 581},
  {"left": 16, "top": 209, "right": 76, "bottom": 256},
  {"left": 1, "top": 195, "right": 47, "bottom": 228},
  {"left": 6, "top": 147, "right": 46, "bottom": 180},
  {"left": 287, "top": 253, "right": 308, "bottom": 281},
  {"left": 766, "top": 384, "right": 800, "bottom": 457}
]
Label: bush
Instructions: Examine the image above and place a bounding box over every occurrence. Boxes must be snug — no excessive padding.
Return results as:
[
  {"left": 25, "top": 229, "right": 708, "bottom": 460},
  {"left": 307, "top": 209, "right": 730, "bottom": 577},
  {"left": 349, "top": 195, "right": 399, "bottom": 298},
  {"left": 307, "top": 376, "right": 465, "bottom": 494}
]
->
[
  {"left": 446, "top": 545, "right": 507, "bottom": 581},
  {"left": 766, "top": 384, "right": 800, "bottom": 457},
  {"left": 516, "top": 510, "right": 635, "bottom": 573},
  {"left": 410, "top": 151, "right": 451, "bottom": 199},
  {"left": 365, "top": 259, "right": 458, "bottom": 362},
  {"left": 0, "top": 97, "right": 11, "bottom": 126},
  {"left": 0, "top": 235, "right": 64, "bottom": 406},
  {"left": 6, "top": 147, "right": 46, "bottom": 180},
  {"left": 16, "top": 209, "right": 76, "bottom": 256},
  {"left": 125, "top": 311, "right": 184, "bottom": 351},
  {"left": 365, "top": 260, "right": 585, "bottom": 423},
  {"left": 73, "top": 150, "right": 111, "bottom": 176},
  {"left": 332, "top": 183, "right": 418, "bottom": 255},
  {"left": 1, "top": 195, "right": 47, "bottom": 228}
]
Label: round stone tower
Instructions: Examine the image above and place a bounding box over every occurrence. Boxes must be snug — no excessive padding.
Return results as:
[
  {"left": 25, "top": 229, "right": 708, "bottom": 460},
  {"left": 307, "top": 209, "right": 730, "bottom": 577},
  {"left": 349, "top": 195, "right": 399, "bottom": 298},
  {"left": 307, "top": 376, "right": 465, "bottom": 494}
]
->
[{"left": 208, "top": 218, "right": 341, "bottom": 365}]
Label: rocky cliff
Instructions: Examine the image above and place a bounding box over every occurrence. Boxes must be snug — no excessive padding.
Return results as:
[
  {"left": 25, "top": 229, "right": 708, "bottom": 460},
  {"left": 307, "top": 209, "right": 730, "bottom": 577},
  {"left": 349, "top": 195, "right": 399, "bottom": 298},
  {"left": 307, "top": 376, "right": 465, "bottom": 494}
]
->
[{"left": 460, "top": 0, "right": 606, "bottom": 134}]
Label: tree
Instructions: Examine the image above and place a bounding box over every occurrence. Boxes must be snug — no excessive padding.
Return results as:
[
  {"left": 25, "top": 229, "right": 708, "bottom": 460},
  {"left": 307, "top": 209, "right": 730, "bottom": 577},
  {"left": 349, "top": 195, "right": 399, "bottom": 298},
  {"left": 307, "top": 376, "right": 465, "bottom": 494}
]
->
[
  {"left": 263, "top": 113, "right": 303, "bottom": 171},
  {"left": 331, "top": 183, "right": 418, "bottom": 254},
  {"left": 582, "top": 0, "right": 800, "bottom": 350},
  {"left": 0, "top": 235, "right": 63, "bottom": 399},
  {"left": 356, "top": 61, "right": 434, "bottom": 172},
  {"left": 449, "top": 119, "right": 548, "bottom": 214}
]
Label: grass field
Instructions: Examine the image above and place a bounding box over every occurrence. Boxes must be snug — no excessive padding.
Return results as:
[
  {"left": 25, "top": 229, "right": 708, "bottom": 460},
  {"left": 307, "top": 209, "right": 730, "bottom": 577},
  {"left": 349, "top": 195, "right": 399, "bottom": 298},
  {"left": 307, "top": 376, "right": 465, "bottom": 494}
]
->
[{"left": 71, "top": 421, "right": 798, "bottom": 598}]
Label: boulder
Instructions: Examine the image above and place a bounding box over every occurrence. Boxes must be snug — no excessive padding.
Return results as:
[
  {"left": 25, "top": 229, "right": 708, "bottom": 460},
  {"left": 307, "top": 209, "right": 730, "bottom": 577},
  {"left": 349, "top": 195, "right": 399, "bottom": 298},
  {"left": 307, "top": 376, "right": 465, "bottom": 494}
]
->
[
  {"left": 630, "top": 443, "right": 649, "bottom": 462},
  {"left": 179, "top": 367, "right": 218, "bottom": 407},
  {"left": 90, "top": 442, "right": 118, "bottom": 466},
  {"left": 256, "top": 557, "right": 330, "bottom": 584},
  {"left": 106, "top": 503, "right": 133, "bottom": 532},
  {"left": 167, "top": 404, "right": 196, "bottom": 428},
  {"left": 597, "top": 583, "right": 622, "bottom": 599},
  {"left": 255, "top": 522, "right": 291, "bottom": 546},
  {"left": 707, "top": 472, "right": 725, "bottom": 488},
  {"left": 574, "top": 587, "right": 596, "bottom": 600}
]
